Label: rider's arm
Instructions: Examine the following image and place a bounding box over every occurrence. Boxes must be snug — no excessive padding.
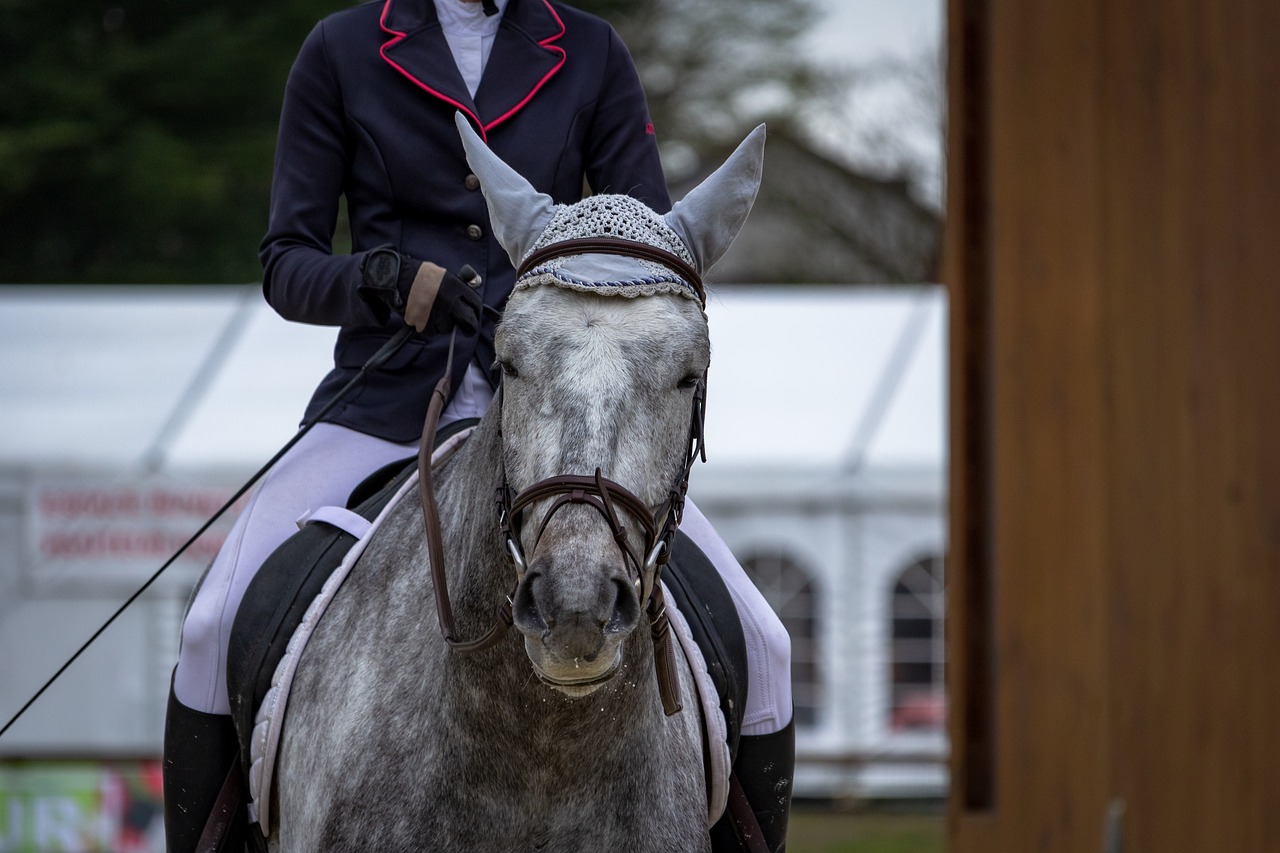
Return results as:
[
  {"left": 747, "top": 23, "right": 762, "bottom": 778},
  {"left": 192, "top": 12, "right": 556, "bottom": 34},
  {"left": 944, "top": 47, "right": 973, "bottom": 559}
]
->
[
  {"left": 583, "top": 27, "right": 672, "bottom": 214},
  {"left": 258, "top": 21, "right": 381, "bottom": 329}
]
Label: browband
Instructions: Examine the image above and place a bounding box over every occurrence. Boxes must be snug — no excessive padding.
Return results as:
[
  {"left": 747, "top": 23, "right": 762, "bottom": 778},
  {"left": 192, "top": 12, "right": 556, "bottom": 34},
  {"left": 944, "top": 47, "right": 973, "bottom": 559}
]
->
[{"left": 516, "top": 237, "right": 705, "bottom": 306}]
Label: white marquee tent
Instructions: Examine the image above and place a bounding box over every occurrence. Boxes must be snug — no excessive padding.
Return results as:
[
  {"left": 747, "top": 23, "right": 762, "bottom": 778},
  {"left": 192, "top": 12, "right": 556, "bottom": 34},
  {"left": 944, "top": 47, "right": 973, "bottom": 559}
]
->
[
  {"left": 0, "top": 283, "right": 946, "bottom": 798},
  {"left": 0, "top": 284, "right": 944, "bottom": 472}
]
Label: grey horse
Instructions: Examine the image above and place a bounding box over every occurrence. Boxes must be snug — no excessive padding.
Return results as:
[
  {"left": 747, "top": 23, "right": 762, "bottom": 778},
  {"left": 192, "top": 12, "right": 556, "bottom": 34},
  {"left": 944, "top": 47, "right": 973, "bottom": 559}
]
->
[{"left": 269, "top": 117, "right": 765, "bottom": 852}]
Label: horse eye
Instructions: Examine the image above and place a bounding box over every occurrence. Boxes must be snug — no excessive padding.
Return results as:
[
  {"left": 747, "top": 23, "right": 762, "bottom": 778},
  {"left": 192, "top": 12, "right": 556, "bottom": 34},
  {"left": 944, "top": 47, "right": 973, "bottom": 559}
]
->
[
  {"left": 677, "top": 375, "right": 700, "bottom": 389},
  {"left": 498, "top": 360, "right": 519, "bottom": 379}
]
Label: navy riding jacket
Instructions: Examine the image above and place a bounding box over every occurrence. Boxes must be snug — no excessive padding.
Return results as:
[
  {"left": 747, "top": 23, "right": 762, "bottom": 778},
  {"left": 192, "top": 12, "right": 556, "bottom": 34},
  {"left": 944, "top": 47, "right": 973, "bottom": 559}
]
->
[{"left": 260, "top": 0, "right": 671, "bottom": 443}]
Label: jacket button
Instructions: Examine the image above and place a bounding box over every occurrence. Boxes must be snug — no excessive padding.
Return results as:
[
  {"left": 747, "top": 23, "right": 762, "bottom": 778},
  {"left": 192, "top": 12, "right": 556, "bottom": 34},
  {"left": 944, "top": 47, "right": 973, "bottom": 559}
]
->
[
  {"left": 464, "top": 173, "right": 480, "bottom": 191},
  {"left": 466, "top": 224, "right": 484, "bottom": 240}
]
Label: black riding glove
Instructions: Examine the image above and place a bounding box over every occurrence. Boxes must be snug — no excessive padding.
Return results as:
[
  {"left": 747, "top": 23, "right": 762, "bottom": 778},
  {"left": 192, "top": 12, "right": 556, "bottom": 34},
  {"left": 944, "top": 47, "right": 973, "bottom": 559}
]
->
[
  {"left": 357, "top": 245, "right": 404, "bottom": 325},
  {"left": 358, "top": 245, "right": 482, "bottom": 336}
]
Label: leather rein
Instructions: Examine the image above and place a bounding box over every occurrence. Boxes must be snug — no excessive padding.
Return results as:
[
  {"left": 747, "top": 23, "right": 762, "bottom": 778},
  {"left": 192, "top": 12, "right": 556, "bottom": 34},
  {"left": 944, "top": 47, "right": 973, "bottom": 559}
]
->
[{"left": 416, "top": 238, "right": 706, "bottom": 716}]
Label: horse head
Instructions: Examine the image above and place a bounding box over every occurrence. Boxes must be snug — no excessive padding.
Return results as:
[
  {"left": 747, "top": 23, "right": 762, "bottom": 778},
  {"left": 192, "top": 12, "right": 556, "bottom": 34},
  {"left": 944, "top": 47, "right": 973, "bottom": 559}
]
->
[{"left": 456, "top": 115, "right": 764, "bottom": 698}]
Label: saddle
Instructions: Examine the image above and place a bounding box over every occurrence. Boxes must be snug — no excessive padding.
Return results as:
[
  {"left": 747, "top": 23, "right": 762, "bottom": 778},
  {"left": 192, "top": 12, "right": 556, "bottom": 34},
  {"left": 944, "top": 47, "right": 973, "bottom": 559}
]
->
[
  {"left": 225, "top": 454, "right": 419, "bottom": 762},
  {"left": 225, "top": 442, "right": 749, "bottom": 843}
]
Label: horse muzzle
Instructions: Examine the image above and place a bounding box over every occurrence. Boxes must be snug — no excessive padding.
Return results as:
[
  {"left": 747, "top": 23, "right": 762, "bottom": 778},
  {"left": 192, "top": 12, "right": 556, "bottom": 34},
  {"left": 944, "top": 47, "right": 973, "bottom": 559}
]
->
[
  {"left": 528, "top": 648, "right": 625, "bottom": 697},
  {"left": 511, "top": 554, "right": 642, "bottom": 695}
]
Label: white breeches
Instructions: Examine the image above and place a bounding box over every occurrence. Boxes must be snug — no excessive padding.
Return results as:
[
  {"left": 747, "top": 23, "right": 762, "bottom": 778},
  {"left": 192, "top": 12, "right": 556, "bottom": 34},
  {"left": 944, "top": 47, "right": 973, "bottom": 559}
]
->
[
  {"left": 173, "top": 423, "right": 419, "bottom": 715},
  {"left": 173, "top": 421, "right": 792, "bottom": 735}
]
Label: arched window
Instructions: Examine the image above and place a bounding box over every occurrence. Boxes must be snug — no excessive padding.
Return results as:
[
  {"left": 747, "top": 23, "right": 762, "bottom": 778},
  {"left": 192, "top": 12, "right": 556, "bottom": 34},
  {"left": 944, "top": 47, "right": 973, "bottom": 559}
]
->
[
  {"left": 889, "top": 555, "right": 946, "bottom": 731},
  {"left": 740, "top": 550, "right": 821, "bottom": 728}
]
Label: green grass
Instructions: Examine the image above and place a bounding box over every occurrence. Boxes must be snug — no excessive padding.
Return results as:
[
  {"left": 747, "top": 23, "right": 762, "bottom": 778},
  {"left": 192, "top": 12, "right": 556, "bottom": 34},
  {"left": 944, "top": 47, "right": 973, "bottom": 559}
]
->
[{"left": 786, "top": 805, "right": 945, "bottom": 853}]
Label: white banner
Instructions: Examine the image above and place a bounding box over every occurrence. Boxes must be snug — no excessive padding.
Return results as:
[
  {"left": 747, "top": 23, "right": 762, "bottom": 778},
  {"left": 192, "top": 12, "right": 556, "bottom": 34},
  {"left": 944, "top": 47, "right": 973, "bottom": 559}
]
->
[{"left": 27, "top": 478, "right": 245, "bottom": 583}]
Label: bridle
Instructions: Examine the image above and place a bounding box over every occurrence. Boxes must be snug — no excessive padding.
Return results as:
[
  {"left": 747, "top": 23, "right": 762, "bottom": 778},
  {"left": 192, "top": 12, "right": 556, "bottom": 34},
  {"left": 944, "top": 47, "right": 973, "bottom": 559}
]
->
[
  {"left": 417, "top": 237, "right": 706, "bottom": 716},
  {"left": 517, "top": 236, "right": 706, "bottom": 305},
  {"left": 495, "top": 379, "right": 705, "bottom": 714}
]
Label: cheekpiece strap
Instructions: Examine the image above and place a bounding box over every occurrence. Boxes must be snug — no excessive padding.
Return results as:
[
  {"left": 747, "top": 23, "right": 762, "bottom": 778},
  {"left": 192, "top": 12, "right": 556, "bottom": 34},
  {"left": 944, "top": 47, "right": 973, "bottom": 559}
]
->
[{"left": 517, "top": 237, "right": 706, "bottom": 306}]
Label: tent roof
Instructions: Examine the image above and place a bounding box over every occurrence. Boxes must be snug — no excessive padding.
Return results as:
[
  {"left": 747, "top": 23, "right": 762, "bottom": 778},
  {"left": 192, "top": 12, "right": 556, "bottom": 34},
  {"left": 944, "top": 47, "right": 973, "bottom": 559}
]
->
[{"left": 0, "top": 284, "right": 945, "bottom": 476}]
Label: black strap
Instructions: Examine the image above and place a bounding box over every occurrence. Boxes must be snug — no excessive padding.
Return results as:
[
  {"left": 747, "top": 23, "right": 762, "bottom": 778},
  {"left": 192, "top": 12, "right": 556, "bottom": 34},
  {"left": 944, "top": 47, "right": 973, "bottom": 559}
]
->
[
  {"left": 195, "top": 764, "right": 246, "bottom": 853},
  {"left": 726, "top": 773, "right": 771, "bottom": 853}
]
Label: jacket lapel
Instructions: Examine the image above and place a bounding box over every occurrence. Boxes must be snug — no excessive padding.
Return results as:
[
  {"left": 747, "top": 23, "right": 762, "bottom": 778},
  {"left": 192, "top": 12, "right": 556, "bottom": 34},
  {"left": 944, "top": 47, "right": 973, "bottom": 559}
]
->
[
  {"left": 379, "top": 0, "right": 566, "bottom": 138},
  {"left": 473, "top": 0, "right": 566, "bottom": 133},
  {"left": 380, "top": 0, "right": 479, "bottom": 124}
]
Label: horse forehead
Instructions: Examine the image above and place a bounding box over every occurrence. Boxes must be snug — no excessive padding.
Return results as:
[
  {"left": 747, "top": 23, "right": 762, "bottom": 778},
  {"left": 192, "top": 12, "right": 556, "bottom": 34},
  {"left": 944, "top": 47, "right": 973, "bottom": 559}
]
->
[{"left": 501, "top": 287, "right": 708, "bottom": 362}]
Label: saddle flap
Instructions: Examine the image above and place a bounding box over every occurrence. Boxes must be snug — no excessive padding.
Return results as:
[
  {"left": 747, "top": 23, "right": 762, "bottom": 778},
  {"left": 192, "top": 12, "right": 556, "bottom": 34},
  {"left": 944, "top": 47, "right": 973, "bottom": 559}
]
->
[
  {"left": 225, "top": 458, "right": 419, "bottom": 787},
  {"left": 663, "top": 532, "right": 749, "bottom": 762}
]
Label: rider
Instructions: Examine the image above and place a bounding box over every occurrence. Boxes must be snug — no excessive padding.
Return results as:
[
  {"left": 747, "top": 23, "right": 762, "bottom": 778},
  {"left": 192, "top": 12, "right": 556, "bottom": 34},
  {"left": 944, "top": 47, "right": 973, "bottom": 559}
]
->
[{"left": 163, "top": 1, "right": 794, "bottom": 850}]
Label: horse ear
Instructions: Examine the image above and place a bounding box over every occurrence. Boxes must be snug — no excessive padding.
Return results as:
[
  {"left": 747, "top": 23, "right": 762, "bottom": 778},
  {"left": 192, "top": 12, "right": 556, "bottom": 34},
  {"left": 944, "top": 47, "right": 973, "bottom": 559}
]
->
[
  {"left": 455, "top": 113, "right": 555, "bottom": 268},
  {"left": 663, "top": 124, "right": 766, "bottom": 274}
]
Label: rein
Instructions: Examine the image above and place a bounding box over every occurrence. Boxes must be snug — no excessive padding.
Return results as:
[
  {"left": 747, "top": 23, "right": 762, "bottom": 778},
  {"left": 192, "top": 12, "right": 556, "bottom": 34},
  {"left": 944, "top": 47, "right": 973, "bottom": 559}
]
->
[
  {"left": 417, "top": 334, "right": 515, "bottom": 654},
  {"left": 416, "top": 314, "right": 708, "bottom": 718}
]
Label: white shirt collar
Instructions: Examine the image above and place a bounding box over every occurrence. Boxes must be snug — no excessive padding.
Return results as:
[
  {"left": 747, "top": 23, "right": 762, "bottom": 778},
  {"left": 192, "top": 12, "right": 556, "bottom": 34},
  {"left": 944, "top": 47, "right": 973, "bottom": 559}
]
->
[{"left": 434, "top": 0, "right": 508, "bottom": 36}]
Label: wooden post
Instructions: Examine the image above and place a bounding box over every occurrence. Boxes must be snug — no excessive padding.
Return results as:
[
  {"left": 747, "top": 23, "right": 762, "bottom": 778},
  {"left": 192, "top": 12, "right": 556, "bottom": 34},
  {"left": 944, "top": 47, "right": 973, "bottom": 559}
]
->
[{"left": 946, "top": 0, "right": 1280, "bottom": 850}]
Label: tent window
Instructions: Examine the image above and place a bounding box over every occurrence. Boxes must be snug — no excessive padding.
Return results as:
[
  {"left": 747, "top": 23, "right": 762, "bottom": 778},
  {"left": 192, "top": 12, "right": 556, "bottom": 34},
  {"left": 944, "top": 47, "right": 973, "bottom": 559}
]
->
[
  {"left": 889, "top": 554, "right": 946, "bottom": 731},
  {"left": 740, "top": 550, "right": 820, "bottom": 728}
]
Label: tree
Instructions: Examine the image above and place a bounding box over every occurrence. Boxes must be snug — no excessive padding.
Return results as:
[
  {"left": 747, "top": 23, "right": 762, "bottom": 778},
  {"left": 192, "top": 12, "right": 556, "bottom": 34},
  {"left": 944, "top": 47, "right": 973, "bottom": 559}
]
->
[
  {"left": 581, "top": 0, "right": 944, "bottom": 283},
  {"left": 807, "top": 46, "right": 946, "bottom": 212},
  {"left": 567, "top": 0, "right": 842, "bottom": 180},
  {"left": 0, "top": 0, "right": 849, "bottom": 283},
  {"left": 0, "top": 0, "right": 348, "bottom": 283}
]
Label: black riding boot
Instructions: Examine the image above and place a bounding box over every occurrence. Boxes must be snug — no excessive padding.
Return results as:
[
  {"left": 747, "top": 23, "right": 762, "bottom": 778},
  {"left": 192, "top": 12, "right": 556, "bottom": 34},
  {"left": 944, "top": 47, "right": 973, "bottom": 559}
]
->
[
  {"left": 163, "top": 684, "right": 246, "bottom": 853},
  {"left": 711, "top": 719, "right": 796, "bottom": 853}
]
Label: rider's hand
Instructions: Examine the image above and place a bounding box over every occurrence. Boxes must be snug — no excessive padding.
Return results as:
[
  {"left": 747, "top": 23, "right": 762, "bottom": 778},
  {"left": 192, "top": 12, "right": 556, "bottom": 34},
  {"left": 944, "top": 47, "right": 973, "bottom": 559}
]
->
[
  {"left": 403, "top": 261, "right": 483, "bottom": 337},
  {"left": 357, "top": 245, "right": 405, "bottom": 325},
  {"left": 358, "top": 245, "right": 482, "bottom": 335}
]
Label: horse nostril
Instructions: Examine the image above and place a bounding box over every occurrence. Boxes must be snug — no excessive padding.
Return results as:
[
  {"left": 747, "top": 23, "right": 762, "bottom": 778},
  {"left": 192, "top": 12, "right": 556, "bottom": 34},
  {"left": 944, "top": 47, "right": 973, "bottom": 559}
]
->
[
  {"left": 604, "top": 577, "right": 642, "bottom": 634},
  {"left": 512, "top": 571, "right": 549, "bottom": 635}
]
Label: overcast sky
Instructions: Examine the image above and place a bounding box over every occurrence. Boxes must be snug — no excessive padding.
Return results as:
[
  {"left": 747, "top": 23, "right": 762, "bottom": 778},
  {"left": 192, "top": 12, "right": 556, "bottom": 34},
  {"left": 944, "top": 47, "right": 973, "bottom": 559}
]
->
[
  {"left": 807, "top": 0, "right": 943, "bottom": 65},
  {"left": 796, "top": 0, "right": 946, "bottom": 209}
]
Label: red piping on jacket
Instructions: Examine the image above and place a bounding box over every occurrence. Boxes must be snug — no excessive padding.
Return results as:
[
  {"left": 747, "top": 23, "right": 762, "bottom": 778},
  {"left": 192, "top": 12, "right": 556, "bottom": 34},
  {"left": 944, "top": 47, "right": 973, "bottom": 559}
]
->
[{"left": 378, "top": 0, "right": 567, "bottom": 142}]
